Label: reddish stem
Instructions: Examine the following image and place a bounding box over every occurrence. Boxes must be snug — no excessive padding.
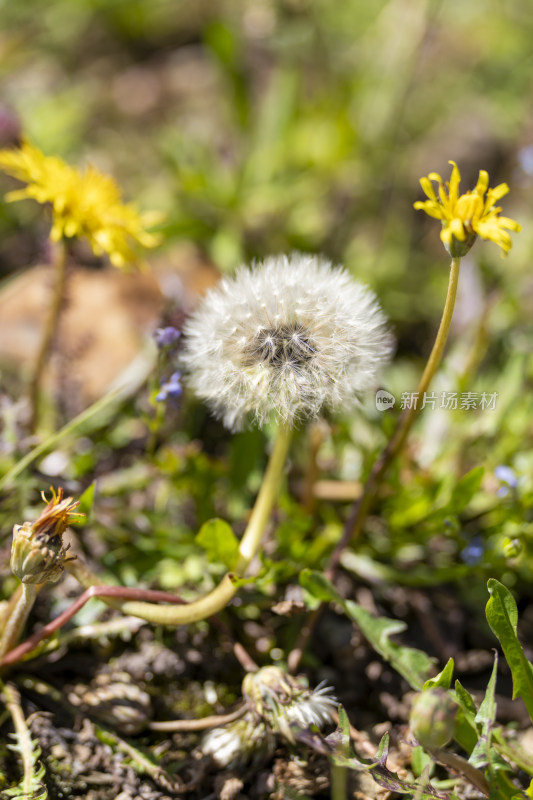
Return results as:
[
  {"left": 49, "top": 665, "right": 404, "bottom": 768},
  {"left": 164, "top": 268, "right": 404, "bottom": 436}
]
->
[{"left": 1, "top": 585, "right": 185, "bottom": 668}]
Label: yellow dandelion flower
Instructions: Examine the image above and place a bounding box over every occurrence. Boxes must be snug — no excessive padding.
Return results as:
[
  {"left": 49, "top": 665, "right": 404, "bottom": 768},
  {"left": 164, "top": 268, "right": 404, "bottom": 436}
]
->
[
  {"left": 0, "top": 140, "right": 161, "bottom": 268},
  {"left": 414, "top": 160, "right": 521, "bottom": 257}
]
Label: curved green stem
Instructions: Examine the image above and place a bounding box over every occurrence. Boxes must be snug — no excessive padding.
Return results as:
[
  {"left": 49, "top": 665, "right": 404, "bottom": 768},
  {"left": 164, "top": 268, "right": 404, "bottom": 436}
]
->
[
  {"left": 67, "top": 423, "right": 292, "bottom": 625},
  {"left": 29, "top": 241, "right": 68, "bottom": 432},
  {"left": 0, "top": 584, "right": 38, "bottom": 663}
]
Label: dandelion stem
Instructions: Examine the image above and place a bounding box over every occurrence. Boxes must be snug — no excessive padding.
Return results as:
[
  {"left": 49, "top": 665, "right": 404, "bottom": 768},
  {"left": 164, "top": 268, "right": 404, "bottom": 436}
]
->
[
  {"left": 29, "top": 241, "right": 68, "bottom": 432},
  {"left": 289, "top": 257, "right": 461, "bottom": 672},
  {"left": 148, "top": 704, "right": 247, "bottom": 732},
  {"left": 0, "top": 583, "right": 38, "bottom": 663},
  {"left": 328, "top": 255, "right": 461, "bottom": 571},
  {"left": 331, "top": 762, "right": 348, "bottom": 800},
  {"left": 66, "top": 424, "right": 292, "bottom": 625},
  {"left": 0, "top": 585, "right": 186, "bottom": 668}
]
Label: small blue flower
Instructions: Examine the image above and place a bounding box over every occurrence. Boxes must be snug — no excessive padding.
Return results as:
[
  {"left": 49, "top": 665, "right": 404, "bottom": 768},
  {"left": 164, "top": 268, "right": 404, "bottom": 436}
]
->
[
  {"left": 461, "top": 536, "right": 484, "bottom": 566},
  {"left": 154, "top": 326, "right": 181, "bottom": 348},
  {"left": 494, "top": 465, "right": 518, "bottom": 497},
  {"left": 156, "top": 372, "right": 183, "bottom": 403}
]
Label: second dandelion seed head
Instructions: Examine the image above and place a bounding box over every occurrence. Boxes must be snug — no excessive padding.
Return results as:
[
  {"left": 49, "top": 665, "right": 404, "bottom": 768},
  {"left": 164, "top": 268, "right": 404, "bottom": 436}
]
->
[{"left": 181, "top": 253, "right": 393, "bottom": 430}]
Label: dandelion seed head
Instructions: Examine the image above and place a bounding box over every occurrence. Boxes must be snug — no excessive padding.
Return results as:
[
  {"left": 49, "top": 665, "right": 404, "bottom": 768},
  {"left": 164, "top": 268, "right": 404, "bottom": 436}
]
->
[{"left": 181, "top": 253, "right": 392, "bottom": 429}]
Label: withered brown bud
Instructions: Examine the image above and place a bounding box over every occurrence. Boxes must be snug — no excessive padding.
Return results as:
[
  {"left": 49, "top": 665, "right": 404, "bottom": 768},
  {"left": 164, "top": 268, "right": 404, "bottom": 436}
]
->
[{"left": 10, "top": 487, "right": 83, "bottom": 584}]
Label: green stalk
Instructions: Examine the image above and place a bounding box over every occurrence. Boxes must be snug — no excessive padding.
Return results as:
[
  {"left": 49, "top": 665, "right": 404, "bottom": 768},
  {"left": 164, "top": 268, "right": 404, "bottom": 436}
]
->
[
  {"left": 67, "top": 424, "right": 292, "bottom": 625},
  {"left": 29, "top": 241, "right": 68, "bottom": 432},
  {"left": 0, "top": 584, "right": 38, "bottom": 663},
  {"left": 330, "top": 762, "right": 348, "bottom": 800},
  {"left": 289, "top": 257, "right": 461, "bottom": 672},
  {"left": 327, "top": 256, "right": 461, "bottom": 571}
]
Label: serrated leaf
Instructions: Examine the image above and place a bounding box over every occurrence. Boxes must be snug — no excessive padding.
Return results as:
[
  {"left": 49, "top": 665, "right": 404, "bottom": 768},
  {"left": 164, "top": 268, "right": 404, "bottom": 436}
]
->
[
  {"left": 475, "top": 653, "right": 498, "bottom": 728},
  {"left": 345, "top": 600, "right": 434, "bottom": 690},
  {"left": 424, "top": 658, "right": 454, "bottom": 690},
  {"left": 486, "top": 579, "right": 533, "bottom": 722},
  {"left": 308, "top": 728, "right": 445, "bottom": 799},
  {"left": 469, "top": 654, "right": 498, "bottom": 768},
  {"left": 367, "top": 768, "right": 446, "bottom": 799},
  {"left": 300, "top": 570, "right": 434, "bottom": 690},
  {"left": 196, "top": 518, "right": 239, "bottom": 569},
  {"left": 328, "top": 704, "right": 351, "bottom": 760},
  {"left": 454, "top": 680, "right": 478, "bottom": 717}
]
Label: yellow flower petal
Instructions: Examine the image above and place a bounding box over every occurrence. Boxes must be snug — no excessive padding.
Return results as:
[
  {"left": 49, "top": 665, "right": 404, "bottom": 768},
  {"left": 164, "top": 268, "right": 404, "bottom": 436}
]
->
[
  {"left": 447, "top": 161, "right": 461, "bottom": 206},
  {"left": 414, "top": 161, "right": 520, "bottom": 256},
  {"left": 0, "top": 140, "right": 162, "bottom": 269},
  {"left": 474, "top": 170, "right": 489, "bottom": 197}
]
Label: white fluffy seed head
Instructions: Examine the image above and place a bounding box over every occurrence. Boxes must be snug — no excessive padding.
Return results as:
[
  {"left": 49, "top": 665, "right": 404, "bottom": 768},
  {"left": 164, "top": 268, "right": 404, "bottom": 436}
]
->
[{"left": 181, "top": 253, "right": 393, "bottom": 430}]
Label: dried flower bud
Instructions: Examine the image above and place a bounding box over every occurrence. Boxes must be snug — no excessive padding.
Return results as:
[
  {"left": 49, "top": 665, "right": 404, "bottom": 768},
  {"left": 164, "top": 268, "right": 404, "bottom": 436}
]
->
[
  {"left": 242, "top": 666, "right": 336, "bottom": 743},
  {"left": 201, "top": 665, "right": 337, "bottom": 769},
  {"left": 10, "top": 487, "right": 83, "bottom": 584},
  {"left": 201, "top": 715, "right": 275, "bottom": 769},
  {"left": 409, "top": 688, "right": 458, "bottom": 749}
]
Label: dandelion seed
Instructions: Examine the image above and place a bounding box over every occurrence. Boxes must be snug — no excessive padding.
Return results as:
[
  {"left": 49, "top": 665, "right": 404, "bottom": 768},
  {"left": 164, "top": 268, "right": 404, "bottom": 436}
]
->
[{"left": 181, "top": 253, "right": 392, "bottom": 430}]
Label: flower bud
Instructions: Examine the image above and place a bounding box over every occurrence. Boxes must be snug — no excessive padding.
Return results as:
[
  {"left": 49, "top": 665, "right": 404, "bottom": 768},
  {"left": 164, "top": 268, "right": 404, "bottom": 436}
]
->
[
  {"left": 242, "top": 666, "right": 336, "bottom": 742},
  {"left": 10, "top": 487, "right": 83, "bottom": 584},
  {"left": 502, "top": 537, "right": 522, "bottom": 559},
  {"left": 201, "top": 716, "right": 274, "bottom": 769},
  {"left": 443, "top": 229, "right": 477, "bottom": 258},
  {"left": 409, "top": 688, "right": 458, "bottom": 750}
]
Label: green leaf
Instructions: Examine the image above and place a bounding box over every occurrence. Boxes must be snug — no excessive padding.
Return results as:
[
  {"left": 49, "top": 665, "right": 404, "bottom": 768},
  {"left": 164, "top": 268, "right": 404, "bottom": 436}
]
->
[
  {"left": 328, "top": 704, "right": 351, "bottom": 761},
  {"left": 454, "top": 680, "right": 478, "bottom": 717},
  {"left": 469, "top": 654, "right": 498, "bottom": 768},
  {"left": 486, "top": 579, "right": 533, "bottom": 722},
  {"left": 299, "top": 568, "right": 343, "bottom": 604},
  {"left": 448, "top": 466, "right": 484, "bottom": 513},
  {"left": 77, "top": 481, "right": 95, "bottom": 521},
  {"left": 345, "top": 600, "right": 434, "bottom": 690},
  {"left": 300, "top": 570, "right": 435, "bottom": 690},
  {"left": 424, "top": 658, "right": 454, "bottom": 690},
  {"left": 411, "top": 746, "right": 433, "bottom": 779},
  {"left": 453, "top": 680, "right": 479, "bottom": 755},
  {"left": 196, "top": 518, "right": 239, "bottom": 570},
  {"left": 475, "top": 654, "right": 498, "bottom": 729}
]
